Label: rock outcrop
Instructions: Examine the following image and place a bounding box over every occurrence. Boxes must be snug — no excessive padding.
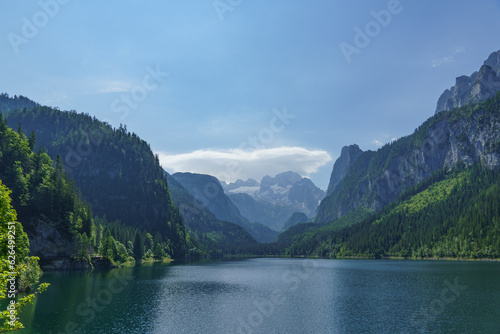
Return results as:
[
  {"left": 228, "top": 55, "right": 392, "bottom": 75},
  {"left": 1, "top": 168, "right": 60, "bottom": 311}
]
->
[
  {"left": 435, "top": 50, "right": 500, "bottom": 113},
  {"left": 27, "top": 215, "right": 75, "bottom": 259},
  {"left": 326, "top": 144, "right": 363, "bottom": 196}
]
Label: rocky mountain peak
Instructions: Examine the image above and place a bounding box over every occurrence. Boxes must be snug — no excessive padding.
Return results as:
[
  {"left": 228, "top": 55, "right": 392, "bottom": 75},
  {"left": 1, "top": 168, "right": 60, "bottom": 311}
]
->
[
  {"left": 222, "top": 171, "right": 325, "bottom": 230},
  {"left": 260, "top": 171, "right": 302, "bottom": 191},
  {"left": 435, "top": 50, "right": 500, "bottom": 114},
  {"left": 484, "top": 50, "right": 500, "bottom": 76},
  {"left": 326, "top": 144, "right": 363, "bottom": 195},
  {"left": 220, "top": 178, "right": 260, "bottom": 194}
]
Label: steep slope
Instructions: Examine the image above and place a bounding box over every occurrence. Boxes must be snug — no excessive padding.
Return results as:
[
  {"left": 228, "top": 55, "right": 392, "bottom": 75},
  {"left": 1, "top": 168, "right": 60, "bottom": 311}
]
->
[
  {"left": 172, "top": 172, "right": 278, "bottom": 243},
  {"left": 288, "top": 178, "right": 325, "bottom": 214},
  {"left": 282, "top": 212, "right": 309, "bottom": 231},
  {"left": 316, "top": 92, "right": 500, "bottom": 225},
  {"left": 258, "top": 171, "right": 303, "bottom": 203},
  {"left": 285, "top": 165, "right": 500, "bottom": 259},
  {"left": 165, "top": 172, "right": 258, "bottom": 256},
  {"left": 226, "top": 193, "right": 296, "bottom": 232},
  {"left": 0, "top": 114, "right": 92, "bottom": 260},
  {"left": 0, "top": 95, "right": 188, "bottom": 257},
  {"left": 326, "top": 144, "right": 363, "bottom": 195},
  {"left": 173, "top": 173, "right": 247, "bottom": 226}
]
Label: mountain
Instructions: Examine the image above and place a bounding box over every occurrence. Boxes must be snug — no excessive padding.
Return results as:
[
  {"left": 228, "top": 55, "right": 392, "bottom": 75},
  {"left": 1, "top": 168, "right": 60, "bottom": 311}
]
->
[
  {"left": 284, "top": 50, "right": 500, "bottom": 258},
  {"left": 435, "top": 50, "right": 500, "bottom": 113},
  {"left": 172, "top": 172, "right": 278, "bottom": 243},
  {"left": 259, "top": 171, "right": 304, "bottom": 203},
  {"left": 317, "top": 91, "right": 500, "bottom": 225},
  {"left": 326, "top": 144, "right": 363, "bottom": 196},
  {"left": 172, "top": 172, "right": 247, "bottom": 226},
  {"left": 282, "top": 212, "right": 309, "bottom": 231},
  {"left": 221, "top": 178, "right": 260, "bottom": 194},
  {"left": 317, "top": 51, "right": 500, "bottom": 227},
  {"left": 165, "top": 173, "right": 258, "bottom": 256},
  {"left": 0, "top": 94, "right": 189, "bottom": 258},
  {"left": 283, "top": 164, "right": 500, "bottom": 258},
  {"left": 222, "top": 171, "right": 325, "bottom": 231}
]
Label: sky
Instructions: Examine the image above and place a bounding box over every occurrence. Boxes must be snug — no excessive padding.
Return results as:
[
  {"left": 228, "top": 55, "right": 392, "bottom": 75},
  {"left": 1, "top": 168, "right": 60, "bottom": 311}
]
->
[{"left": 1, "top": 0, "right": 500, "bottom": 190}]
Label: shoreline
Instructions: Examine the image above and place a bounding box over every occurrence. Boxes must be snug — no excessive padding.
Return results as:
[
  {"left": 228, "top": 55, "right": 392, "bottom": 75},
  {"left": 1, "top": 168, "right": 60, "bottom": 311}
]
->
[
  {"left": 40, "top": 253, "right": 500, "bottom": 272},
  {"left": 260, "top": 254, "right": 500, "bottom": 262}
]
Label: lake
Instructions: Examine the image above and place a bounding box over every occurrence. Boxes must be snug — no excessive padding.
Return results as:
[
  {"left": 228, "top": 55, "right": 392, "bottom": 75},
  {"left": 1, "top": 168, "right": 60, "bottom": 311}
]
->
[{"left": 17, "top": 258, "right": 500, "bottom": 334}]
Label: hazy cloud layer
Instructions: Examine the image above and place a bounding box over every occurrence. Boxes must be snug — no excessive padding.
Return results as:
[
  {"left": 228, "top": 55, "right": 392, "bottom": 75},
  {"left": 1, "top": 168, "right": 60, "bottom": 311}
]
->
[{"left": 158, "top": 147, "right": 332, "bottom": 183}]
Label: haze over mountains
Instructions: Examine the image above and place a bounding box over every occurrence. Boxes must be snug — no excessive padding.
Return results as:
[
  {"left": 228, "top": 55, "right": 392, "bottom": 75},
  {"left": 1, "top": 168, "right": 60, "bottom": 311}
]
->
[
  {"left": 221, "top": 171, "right": 325, "bottom": 231},
  {"left": 171, "top": 172, "right": 279, "bottom": 243},
  {"left": 0, "top": 49, "right": 500, "bottom": 266}
]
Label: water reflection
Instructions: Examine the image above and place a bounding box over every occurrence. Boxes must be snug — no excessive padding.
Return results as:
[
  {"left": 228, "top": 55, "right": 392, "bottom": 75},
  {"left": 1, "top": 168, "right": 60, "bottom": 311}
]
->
[{"left": 15, "top": 259, "right": 500, "bottom": 334}]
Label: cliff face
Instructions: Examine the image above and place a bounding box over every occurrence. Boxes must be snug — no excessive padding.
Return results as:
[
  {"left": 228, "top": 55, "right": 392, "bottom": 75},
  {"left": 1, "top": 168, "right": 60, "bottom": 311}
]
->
[
  {"left": 435, "top": 50, "right": 500, "bottom": 113},
  {"left": 172, "top": 172, "right": 247, "bottom": 226},
  {"left": 326, "top": 144, "right": 363, "bottom": 196},
  {"left": 317, "top": 95, "right": 500, "bottom": 224},
  {"left": 317, "top": 51, "right": 500, "bottom": 225},
  {"left": 27, "top": 216, "right": 75, "bottom": 259}
]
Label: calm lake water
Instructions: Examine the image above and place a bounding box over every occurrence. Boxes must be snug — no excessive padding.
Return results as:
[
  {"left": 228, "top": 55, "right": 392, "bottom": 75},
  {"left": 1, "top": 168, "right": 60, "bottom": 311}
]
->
[{"left": 16, "top": 258, "right": 500, "bottom": 334}]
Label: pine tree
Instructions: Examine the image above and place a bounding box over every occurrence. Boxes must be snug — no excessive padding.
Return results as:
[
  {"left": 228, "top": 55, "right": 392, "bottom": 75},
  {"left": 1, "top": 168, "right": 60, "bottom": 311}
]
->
[{"left": 133, "top": 231, "right": 143, "bottom": 261}]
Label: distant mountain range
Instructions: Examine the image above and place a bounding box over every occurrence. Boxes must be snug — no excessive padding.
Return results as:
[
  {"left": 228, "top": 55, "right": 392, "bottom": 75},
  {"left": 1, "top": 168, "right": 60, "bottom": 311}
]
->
[
  {"left": 165, "top": 172, "right": 258, "bottom": 255},
  {"left": 1, "top": 49, "right": 499, "bottom": 263},
  {"left": 171, "top": 172, "right": 279, "bottom": 243},
  {"left": 220, "top": 171, "right": 325, "bottom": 231}
]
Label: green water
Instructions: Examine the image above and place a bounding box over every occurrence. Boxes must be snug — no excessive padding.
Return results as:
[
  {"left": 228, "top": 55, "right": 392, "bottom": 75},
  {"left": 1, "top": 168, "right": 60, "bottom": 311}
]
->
[{"left": 15, "top": 258, "right": 500, "bottom": 333}]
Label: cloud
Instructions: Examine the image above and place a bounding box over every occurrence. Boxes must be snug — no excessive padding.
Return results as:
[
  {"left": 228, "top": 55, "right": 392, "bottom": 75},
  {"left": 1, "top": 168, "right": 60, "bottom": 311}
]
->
[
  {"left": 97, "top": 80, "right": 133, "bottom": 93},
  {"left": 371, "top": 139, "right": 383, "bottom": 147},
  {"left": 431, "top": 47, "right": 466, "bottom": 67},
  {"left": 157, "top": 146, "right": 332, "bottom": 183}
]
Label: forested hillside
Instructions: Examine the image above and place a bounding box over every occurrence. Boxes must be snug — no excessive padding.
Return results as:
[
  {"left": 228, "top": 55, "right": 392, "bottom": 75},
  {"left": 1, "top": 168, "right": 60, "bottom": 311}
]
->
[
  {"left": 278, "top": 90, "right": 500, "bottom": 259},
  {"left": 1, "top": 114, "right": 177, "bottom": 267},
  {"left": 0, "top": 94, "right": 188, "bottom": 258},
  {"left": 284, "top": 163, "right": 500, "bottom": 259},
  {"left": 0, "top": 113, "right": 92, "bottom": 258}
]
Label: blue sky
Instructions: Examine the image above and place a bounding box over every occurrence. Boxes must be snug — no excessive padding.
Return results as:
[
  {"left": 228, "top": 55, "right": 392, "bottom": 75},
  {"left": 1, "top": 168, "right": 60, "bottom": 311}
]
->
[{"left": 1, "top": 0, "right": 500, "bottom": 189}]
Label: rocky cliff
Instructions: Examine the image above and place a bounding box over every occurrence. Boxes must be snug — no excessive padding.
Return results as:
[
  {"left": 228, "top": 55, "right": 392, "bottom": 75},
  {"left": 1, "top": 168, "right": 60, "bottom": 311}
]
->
[
  {"left": 435, "top": 50, "right": 500, "bottom": 113},
  {"left": 326, "top": 144, "right": 363, "bottom": 196},
  {"left": 317, "top": 52, "right": 500, "bottom": 225},
  {"left": 317, "top": 93, "right": 500, "bottom": 224}
]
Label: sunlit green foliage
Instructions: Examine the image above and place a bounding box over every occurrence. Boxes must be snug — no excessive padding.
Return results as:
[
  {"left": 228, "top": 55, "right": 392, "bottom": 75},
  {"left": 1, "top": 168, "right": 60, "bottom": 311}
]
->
[
  {"left": 285, "top": 164, "right": 500, "bottom": 259},
  {"left": 0, "top": 181, "right": 49, "bottom": 332}
]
